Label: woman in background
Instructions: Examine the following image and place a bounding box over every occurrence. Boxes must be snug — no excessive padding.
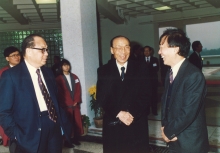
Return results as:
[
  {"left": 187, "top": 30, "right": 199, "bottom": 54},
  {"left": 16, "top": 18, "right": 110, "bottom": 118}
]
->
[{"left": 56, "top": 59, "right": 83, "bottom": 147}]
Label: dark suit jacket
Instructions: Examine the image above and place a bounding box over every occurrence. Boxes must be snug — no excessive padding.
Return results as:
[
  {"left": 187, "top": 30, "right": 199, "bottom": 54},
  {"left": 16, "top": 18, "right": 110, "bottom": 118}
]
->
[
  {"left": 0, "top": 61, "right": 72, "bottom": 153},
  {"left": 161, "top": 59, "right": 209, "bottom": 153},
  {"left": 188, "top": 51, "right": 203, "bottom": 70},
  {"left": 97, "top": 59, "right": 151, "bottom": 153},
  {"left": 145, "top": 56, "right": 159, "bottom": 83}
]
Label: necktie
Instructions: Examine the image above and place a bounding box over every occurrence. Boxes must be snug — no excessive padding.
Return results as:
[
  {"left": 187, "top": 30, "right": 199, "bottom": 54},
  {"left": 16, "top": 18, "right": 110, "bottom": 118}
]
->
[
  {"left": 36, "top": 69, "right": 57, "bottom": 122},
  {"left": 121, "top": 67, "right": 125, "bottom": 80},
  {"left": 169, "top": 69, "right": 173, "bottom": 84},
  {"left": 146, "top": 57, "right": 149, "bottom": 65}
]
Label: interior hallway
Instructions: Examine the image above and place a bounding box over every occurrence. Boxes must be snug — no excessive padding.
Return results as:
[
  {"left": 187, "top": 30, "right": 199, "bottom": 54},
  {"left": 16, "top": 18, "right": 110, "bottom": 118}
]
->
[{"left": 0, "top": 66, "right": 220, "bottom": 153}]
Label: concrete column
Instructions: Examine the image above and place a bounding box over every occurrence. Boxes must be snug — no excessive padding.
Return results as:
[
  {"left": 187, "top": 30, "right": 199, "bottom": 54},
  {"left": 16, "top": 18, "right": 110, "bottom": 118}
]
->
[{"left": 60, "top": 0, "right": 99, "bottom": 120}]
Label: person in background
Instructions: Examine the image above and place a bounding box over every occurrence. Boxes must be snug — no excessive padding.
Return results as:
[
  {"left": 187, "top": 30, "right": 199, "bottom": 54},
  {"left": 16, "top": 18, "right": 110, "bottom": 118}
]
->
[
  {"left": 0, "top": 46, "right": 21, "bottom": 147},
  {"left": 129, "top": 44, "right": 143, "bottom": 61},
  {"left": 0, "top": 34, "right": 72, "bottom": 153},
  {"left": 97, "top": 35, "right": 151, "bottom": 153},
  {"left": 51, "top": 55, "right": 61, "bottom": 77},
  {"left": 143, "top": 46, "right": 159, "bottom": 116},
  {"left": 56, "top": 59, "right": 83, "bottom": 147},
  {"left": 159, "top": 28, "right": 209, "bottom": 153},
  {"left": 188, "top": 41, "right": 203, "bottom": 70},
  {"left": 0, "top": 46, "right": 21, "bottom": 76}
]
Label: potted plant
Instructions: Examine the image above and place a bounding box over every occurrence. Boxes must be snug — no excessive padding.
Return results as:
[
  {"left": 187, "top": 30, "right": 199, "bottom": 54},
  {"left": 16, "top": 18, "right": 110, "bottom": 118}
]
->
[
  {"left": 88, "top": 85, "right": 103, "bottom": 128},
  {"left": 81, "top": 114, "right": 91, "bottom": 136}
]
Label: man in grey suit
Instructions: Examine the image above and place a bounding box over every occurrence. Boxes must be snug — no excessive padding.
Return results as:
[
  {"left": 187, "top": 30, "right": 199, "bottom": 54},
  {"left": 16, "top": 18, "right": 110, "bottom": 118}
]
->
[
  {"left": 0, "top": 34, "right": 72, "bottom": 153},
  {"left": 159, "top": 28, "right": 209, "bottom": 153}
]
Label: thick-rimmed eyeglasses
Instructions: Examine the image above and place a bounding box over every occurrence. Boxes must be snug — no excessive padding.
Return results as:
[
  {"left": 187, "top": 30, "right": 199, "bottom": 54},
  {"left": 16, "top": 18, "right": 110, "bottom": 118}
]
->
[
  {"left": 8, "top": 53, "right": 21, "bottom": 58},
  {"left": 31, "top": 48, "right": 49, "bottom": 54}
]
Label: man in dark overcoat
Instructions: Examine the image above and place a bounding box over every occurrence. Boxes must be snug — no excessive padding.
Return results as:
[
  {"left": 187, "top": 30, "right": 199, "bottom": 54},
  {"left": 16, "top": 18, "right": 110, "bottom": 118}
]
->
[{"left": 97, "top": 35, "right": 151, "bottom": 153}]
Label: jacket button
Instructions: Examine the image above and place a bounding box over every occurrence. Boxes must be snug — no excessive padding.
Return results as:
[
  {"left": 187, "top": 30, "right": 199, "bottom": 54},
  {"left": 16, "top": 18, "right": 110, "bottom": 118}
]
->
[{"left": 38, "top": 128, "right": 41, "bottom": 131}]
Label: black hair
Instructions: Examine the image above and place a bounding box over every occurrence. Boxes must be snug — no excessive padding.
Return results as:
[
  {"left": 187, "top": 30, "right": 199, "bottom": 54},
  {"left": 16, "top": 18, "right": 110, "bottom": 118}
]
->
[
  {"left": 58, "top": 58, "right": 71, "bottom": 75},
  {"left": 159, "top": 28, "right": 191, "bottom": 58},
  {"left": 192, "top": 41, "right": 201, "bottom": 51},
  {"left": 21, "top": 34, "right": 44, "bottom": 56},
  {"left": 110, "top": 35, "right": 130, "bottom": 47},
  {"left": 4, "top": 46, "right": 20, "bottom": 57}
]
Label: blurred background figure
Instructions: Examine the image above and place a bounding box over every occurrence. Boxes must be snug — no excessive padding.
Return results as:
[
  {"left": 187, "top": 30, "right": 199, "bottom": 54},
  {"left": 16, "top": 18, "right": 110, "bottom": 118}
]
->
[
  {"left": 51, "top": 55, "right": 61, "bottom": 77},
  {"left": 143, "top": 46, "right": 159, "bottom": 116},
  {"left": 56, "top": 59, "right": 83, "bottom": 147},
  {"left": 0, "top": 46, "right": 21, "bottom": 147},
  {"left": 129, "top": 44, "right": 143, "bottom": 61},
  {"left": 188, "top": 41, "right": 203, "bottom": 70}
]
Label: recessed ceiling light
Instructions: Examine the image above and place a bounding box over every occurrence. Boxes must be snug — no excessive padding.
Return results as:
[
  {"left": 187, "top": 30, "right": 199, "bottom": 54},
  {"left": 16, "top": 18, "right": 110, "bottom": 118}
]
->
[
  {"left": 35, "top": 0, "right": 56, "bottom": 4},
  {"left": 154, "top": 6, "right": 171, "bottom": 11}
]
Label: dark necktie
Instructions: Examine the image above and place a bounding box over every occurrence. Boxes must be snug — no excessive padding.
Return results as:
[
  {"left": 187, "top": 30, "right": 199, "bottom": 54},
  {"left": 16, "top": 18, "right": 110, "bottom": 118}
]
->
[
  {"left": 121, "top": 67, "right": 125, "bottom": 80},
  {"left": 36, "top": 69, "right": 57, "bottom": 122},
  {"left": 169, "top": 69, "right": 173, "bottom": 84},
  {"left": 146, "top": 57, "right": 149, "bottom": 65}
]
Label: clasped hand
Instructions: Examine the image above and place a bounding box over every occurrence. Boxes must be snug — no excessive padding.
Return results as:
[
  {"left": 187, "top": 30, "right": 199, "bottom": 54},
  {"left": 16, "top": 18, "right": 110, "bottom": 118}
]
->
[{"left": 117, "top": 111, "right": 134, "bottom": 126}]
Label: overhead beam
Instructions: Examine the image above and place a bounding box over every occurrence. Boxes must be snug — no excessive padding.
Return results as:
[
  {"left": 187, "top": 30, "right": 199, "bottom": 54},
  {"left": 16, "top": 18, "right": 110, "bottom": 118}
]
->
[
  {"left": 31, "top": 0, "right": 44, "bottom": 22},
  {"left": 0, "top": 0, "right": 28, "bottom": 25},
  {"left": 158, "top": 15, "right": 220, "bottom": 28},
  {"left": 97, "top": 0, "right": 124, "bottom": 24},
  {"left": 206, "top": 0, "right": 220, "bottom": 8}
]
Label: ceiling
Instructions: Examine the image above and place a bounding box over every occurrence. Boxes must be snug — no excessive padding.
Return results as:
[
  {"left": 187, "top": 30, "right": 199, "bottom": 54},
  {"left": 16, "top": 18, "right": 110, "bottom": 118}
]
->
[{"left": 0, "top": 0, "right": 220, "bottom": 29}]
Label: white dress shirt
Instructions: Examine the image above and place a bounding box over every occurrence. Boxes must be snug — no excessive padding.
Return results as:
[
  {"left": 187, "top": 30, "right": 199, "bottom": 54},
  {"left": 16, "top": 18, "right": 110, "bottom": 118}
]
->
[
  {"left": 116, "top": 61, "right": 128, "bottom": 76},
  {"left": 25, "top": 60, "right": 48, "bottom": 111},
  {"left": 171, "top": 58, "right": 185, "bottom": 80},
  {"left": 65, "top": 73, "right": 72, "bottom": 91}
]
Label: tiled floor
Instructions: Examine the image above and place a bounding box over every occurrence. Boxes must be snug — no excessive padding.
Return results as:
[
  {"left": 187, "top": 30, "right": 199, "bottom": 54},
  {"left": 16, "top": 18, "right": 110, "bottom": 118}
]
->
[{"left": 0, "top": 66, "right": 220, "bottom": 153}]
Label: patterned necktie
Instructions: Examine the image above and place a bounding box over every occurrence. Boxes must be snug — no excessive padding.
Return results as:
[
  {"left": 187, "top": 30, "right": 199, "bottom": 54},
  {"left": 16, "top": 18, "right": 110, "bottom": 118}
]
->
[
  {"left": 36, "top": 69, "right": 57, "bottom": 122},
  {"left": 169, "top": 69, "right": 173, "bottom": 84},
  {"left": 121, "top": 67, "right": 125, "bottom": 80}
]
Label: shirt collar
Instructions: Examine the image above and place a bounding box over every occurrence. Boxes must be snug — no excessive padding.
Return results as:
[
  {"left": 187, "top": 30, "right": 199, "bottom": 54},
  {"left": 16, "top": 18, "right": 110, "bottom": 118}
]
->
[
  {"left": 171, "top": 58, "right": 185, "bottom": 79},
  {"left": 25, "top": 59, "right": 40, "bottom": 75},
  {"left": 145, "top": 56, "right": 150, "bottom": 60},
  {"left": 116, "top": 60, "right": 128, "bottom": 73}
]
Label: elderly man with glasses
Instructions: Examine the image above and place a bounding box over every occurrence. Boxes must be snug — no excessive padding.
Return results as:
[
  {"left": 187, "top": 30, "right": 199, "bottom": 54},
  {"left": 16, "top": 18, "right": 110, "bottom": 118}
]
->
[{"left": 0, "top": 34, "right": 72, "bottom": 153}]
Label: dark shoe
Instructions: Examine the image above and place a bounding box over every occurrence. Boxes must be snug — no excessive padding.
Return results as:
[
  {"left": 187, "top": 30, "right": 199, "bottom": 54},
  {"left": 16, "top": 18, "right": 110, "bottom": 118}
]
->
[
  {"left": 72, "top": 140, "right": 81, "bottom": 145},
  {"left": 64, "top": 141, "right": 74, "bottom": 148}
]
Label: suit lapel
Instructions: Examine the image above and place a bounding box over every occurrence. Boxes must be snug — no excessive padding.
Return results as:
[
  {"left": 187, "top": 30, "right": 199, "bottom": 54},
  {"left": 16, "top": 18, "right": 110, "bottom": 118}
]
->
[
  {"left": 20, "top": 62, "right": 39, "bottom": 109},
  {"left": 62, "top": 75, "right": 74, "bottom": 99},
  {"left": 168, "top": 60, "right": 188, "bottom": 107},
  {"left": 40, "top": 67, "right": 56, "bottom": 101}
]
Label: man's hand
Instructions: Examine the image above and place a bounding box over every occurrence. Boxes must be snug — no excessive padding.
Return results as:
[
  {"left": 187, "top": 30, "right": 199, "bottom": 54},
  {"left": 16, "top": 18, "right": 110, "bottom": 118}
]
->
[
  {"left": 161, "top": 127, "right": 178, "bottom": 142},
  {"left": 117, "top": 111, "right": 134, "bottom": 126}
]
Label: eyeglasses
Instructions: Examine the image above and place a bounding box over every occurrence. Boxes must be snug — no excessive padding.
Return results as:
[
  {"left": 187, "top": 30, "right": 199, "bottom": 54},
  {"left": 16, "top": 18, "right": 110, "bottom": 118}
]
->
[
  {"left": 112, "top": 46, "right": 130, "bottom": 52},
  {"left": 31, "top": 48, "right": 49, "bottom": 54},
  {"left": 8, "top": 53, "right": 21, "bottom": 58}
]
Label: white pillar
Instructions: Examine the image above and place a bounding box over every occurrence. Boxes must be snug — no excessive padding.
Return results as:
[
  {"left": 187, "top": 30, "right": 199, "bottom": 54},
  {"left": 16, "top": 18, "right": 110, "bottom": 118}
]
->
[{"left": 60, "top": 0, "right": 99, "bottom": 120}]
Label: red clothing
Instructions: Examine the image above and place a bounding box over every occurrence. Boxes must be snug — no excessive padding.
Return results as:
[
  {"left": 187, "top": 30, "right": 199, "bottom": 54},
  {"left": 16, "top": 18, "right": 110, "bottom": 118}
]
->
[
  {"left": 0, "top": 66, "right": 9, "bottom": 76},
  {"left": 56, "top": 73, "right": 84, "bottom": 137},
  {"left": 0, "top": 66, "right": 10, "bottom": 146}
]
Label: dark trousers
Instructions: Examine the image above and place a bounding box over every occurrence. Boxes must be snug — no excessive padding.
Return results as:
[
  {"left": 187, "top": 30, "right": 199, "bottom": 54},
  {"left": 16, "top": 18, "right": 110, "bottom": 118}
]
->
[
  {"left": 9, "top": 112, "right": 62, "bottom": 153},
  {"left": 147, "top": 82, "right": 158, "bottom": 115}
]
